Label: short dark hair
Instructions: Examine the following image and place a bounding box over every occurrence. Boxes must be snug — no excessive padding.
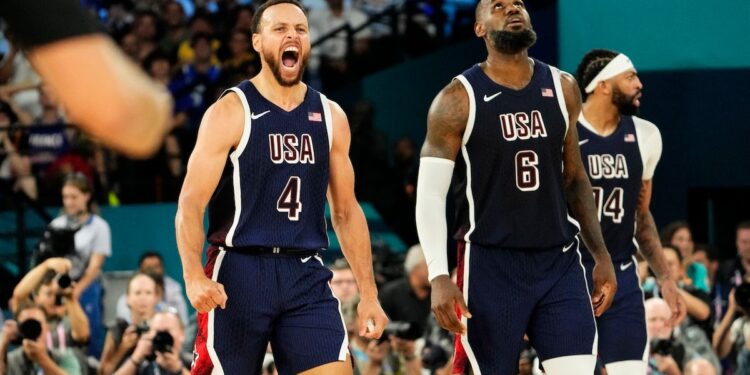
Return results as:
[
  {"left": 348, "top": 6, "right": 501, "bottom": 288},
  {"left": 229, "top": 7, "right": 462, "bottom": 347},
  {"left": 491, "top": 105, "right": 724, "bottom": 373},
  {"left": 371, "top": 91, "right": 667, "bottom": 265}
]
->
[
  {"left": 138, "top": 251, "right": 164, "bottom": 267},
  {"left": 330, "top": 258, "right": 351, "bottom": 271},
  {"left": 14, "top": 300, "right": 47, "bottom": 321},
  {"left": 738, "top": 221, "right": 750, "bottom": 231},
  {"left": 252, "top": 0, "right": 307, "bottom": 34},
  {"left": 575, "top": 49, "right": 619, "bottom": 99}
]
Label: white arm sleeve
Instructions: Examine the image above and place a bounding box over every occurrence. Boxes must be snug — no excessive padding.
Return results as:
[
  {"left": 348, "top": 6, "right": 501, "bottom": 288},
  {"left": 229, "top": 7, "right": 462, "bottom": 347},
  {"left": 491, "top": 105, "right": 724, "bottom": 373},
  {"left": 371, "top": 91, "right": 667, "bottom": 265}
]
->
[
  {"left": 416, "top": 157, "right": 455, "bottom": 282},
  {"left": 633, "top": 117, "right": 663, "bottom": 180}
]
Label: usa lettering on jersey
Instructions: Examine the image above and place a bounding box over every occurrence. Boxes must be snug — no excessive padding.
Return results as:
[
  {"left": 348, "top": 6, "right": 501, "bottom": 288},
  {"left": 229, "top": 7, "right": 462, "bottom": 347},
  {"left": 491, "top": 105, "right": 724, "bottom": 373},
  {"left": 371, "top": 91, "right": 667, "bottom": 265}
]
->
[
  {"left": 500, "top": 110, "right": 548, "bottom": 141},
  {"left": 269, "top": 133, "right": 315, "bottom": 164},
  {"left": 587, "top": 154, "right": 629, "bottom": 179}
]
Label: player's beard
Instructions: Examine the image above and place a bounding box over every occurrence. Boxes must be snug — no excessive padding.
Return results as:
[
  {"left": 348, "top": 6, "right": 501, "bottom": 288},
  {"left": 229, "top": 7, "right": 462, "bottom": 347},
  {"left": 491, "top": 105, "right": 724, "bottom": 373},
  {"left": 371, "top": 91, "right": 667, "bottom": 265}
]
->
[
  {"left": 612, "top": 86, "right": 640, "bottom": 116},
  {"left": 489, "top": 28, "right": 537, "bottom": 54},
  {"left": 263, "top": 49, "right": 309, "bottom": 87}
]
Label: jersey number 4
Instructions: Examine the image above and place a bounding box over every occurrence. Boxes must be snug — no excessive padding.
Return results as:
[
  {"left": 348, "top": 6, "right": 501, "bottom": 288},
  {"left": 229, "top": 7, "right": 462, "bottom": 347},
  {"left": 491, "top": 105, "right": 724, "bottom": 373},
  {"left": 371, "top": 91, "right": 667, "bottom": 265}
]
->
[
  {"left": 277, "top": 176, "right": 302, "bottom": 221},
  {"left": 592, "top": 187, "right": 624, "bottom": 223}
]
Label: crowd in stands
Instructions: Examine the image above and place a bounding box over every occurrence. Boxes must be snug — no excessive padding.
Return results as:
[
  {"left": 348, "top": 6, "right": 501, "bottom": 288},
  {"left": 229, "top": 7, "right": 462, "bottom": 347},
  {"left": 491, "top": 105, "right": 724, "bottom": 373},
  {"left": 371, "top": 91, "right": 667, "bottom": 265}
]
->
[
  {"left": 0, "top": 1, "right": 748, "bottom": 374},
  {"left": 0, "top": 173, "right": 749, "bottom": 374}
]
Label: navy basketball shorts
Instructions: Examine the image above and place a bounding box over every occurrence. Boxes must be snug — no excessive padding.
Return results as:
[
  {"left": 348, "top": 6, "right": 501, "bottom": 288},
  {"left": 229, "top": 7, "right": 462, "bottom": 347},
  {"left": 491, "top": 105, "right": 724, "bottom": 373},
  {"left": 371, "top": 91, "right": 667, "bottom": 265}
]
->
[
  {"left": 453, "top": 237, "right": 597, "bottom": 375},
  {"left": 192, "top": 246, "right": 349, "bottom": 375},
  {"left": 583, "top": 255, "right": 648, "bottom": 365}
]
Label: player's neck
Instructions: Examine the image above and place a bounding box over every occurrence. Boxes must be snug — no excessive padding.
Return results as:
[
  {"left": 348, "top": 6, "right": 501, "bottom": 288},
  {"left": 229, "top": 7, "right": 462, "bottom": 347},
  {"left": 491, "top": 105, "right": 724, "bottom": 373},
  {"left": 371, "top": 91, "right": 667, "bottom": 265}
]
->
[
  {"left": 250, "top": 71, "right": 307, "bottom": 111},
  {"left": 483, "top": 51, "right": 533, "bottom": 90},
  {"left": 582, "top": 98, "right": 620, "bottom": 137}
]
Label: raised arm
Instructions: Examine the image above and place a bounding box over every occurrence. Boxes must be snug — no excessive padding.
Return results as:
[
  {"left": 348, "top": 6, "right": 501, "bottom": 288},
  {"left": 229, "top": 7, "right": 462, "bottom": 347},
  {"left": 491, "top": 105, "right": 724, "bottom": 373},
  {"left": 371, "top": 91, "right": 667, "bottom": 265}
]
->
[
  {"left": 326, "top": 100, "right": 388, "bottom": 339},
  {"left": 559, "top": 72, "right": 616, "bottom": 316},
  {"left": 175, "top": 93, "right": 242, "bottom": 313},
  {"left": 416, "top": 79, "right": 470, "bottom": 334}
]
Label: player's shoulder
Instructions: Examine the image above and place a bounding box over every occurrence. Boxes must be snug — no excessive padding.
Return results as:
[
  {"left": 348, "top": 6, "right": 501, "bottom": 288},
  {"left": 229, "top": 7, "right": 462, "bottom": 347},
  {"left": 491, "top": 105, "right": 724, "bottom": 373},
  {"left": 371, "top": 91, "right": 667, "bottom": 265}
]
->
[{"left": 632, "top": 116, "right": 661, "bottom": 138}]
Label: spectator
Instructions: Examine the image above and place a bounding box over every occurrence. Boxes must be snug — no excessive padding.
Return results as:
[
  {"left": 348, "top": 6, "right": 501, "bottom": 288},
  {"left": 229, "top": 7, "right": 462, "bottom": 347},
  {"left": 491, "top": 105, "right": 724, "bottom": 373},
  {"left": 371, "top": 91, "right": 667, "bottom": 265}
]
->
[
  {"left": 169, "top": 32, "right": 222, "bottom": 156},
  {"left": 330, "top": 258, "right": 359, "bottom": 304},
  {"left": 9, "top": 258, "right": 90, "bottom": 373},
  {"left": 231, "top": 5, "right": 255, "bottom": 34},
  {"left": 645, "top": 298, "right": 684, "bottom": 375},
  {"left": 683, "top": 358, "right": 716, "bottom": 375},
  {"left": 378, "top": 245, "right": 431, "bottom": 374},
  {"left": 662, "top": 246, "right": 711, "bottom": 323},
  {"left": 0, "top": 39, "right": 42, "bottom": 119},
  {"left": 176, "top": 12, "right": 220, "bottom": 66},
  {"left": 112, "top": 311, "right": 190, "bottom": 375},
  {"left": 220, "top": 29, "right": 260, "bottom": 86},
  {"left": 159, "top": 1, "right": 190, "bottom": 57},
  {"left": 49, "top": 173, "right": 111, "bottom": 358},
  {"left": 118, "top": 33, "right": 141, "bottom": 62},
  {"left": 0, "top": 100, "right": 36, "bottom": 201},
  {"left": 0, "top": 302, "right": 82, "bottom": 375},
  {"left": 99, "top": 273, "right": 160, "bottom": 375},
  {"left": 308, "top": 0, "right": 372, "bottom": 90},
  {"left": 116, "top": 251, "right": 189, "bottom": 326},
  {"left": 380, "top": 244, "right": 431, "bottom": 325},
  {"left": 133, "top": 11, "right": 160, "bottom": 62},
  {"left": 22, "top": 85, "right": 81, "bottom": 202},
  {"left": 693, "top": 244, "right": 718, "bottom": 289},
  {"left": 661, "top": 221, "right": 710, "bottom": 294},
  {"left": 715, "top": 221, "right": 750, "bottom": 323}
]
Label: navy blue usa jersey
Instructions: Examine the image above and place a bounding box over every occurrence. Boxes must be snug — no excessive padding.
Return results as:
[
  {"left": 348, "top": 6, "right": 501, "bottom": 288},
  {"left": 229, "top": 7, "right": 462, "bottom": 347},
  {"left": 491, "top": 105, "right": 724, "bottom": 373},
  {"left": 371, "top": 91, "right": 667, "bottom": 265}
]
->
[
  {"left": 577, "top": 114, "right": 662, "bottom": 262},
  {"left": 207, "top": 81, "right": 332, "bottom": 250},
  {"left": 452, "top": 60, "right": 579, "bottom": 248}
]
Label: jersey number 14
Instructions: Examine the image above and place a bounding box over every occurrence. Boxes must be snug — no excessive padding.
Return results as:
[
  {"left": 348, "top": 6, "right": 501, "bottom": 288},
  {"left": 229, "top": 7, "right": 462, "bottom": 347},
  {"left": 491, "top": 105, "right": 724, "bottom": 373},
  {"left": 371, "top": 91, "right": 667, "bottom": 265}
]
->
[
  {"left": 277, "top": 176, "right": 302, "bottom": 221},
  {"left": 592, "top": 187, "right": 624, "bottom": 223}
]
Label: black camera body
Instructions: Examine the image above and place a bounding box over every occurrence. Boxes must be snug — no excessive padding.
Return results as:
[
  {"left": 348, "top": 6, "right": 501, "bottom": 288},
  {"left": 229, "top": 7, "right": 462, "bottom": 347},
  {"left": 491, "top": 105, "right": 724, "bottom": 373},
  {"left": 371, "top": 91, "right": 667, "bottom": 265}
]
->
[
  {"left": 34, "top": 225, "right": 79, "bottom": 265},
  {"left": 152, "top": 330, "right": 174, "bottom": 353},
  {"left": 134, "top": 321, "right": 150, "bottom": 336},
  {"left": 53, "top": 273, "right": 72, "bottom": 306},
  {"left": 650, "top": 338, "right": 674, "bottom": 356}
]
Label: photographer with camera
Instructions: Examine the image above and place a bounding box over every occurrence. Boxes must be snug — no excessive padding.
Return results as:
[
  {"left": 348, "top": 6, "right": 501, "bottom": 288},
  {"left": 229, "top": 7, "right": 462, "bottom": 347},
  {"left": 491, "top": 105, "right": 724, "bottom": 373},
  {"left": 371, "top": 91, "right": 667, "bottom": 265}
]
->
[
  {"left": 113, "top": 311, "right": 189, "bottom": 375},
  {"left": 646, "top": 298, "right": 684, "bottom": 375},
  {"left": 713, "top": 280, "right": 750, "bottom": 373},
  {"left": 0, "top": 302, "right": 81, "bottom": 374},
  {"left": 8, "top": 257, "right": 90, "bottom": 373},
  {"left": 99, "top": 273, "right": 160, "bottom": 375},
  {"left": 47, "top": 173, "right": 112, "bottom": 358}
]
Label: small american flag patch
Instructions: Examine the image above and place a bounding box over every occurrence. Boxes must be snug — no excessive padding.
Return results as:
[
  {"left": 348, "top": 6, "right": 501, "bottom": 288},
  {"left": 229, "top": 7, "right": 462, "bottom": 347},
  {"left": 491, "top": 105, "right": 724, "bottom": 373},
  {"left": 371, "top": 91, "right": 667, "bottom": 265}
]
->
[
  {"left": 541, "top": 88, "right": 554, "bottom": 97},
  {"left": 624, "top": 133, "right": 636, "bottom": 142},
  {"left": 308, "top": 112, "right": 322, "bottom": 122}
]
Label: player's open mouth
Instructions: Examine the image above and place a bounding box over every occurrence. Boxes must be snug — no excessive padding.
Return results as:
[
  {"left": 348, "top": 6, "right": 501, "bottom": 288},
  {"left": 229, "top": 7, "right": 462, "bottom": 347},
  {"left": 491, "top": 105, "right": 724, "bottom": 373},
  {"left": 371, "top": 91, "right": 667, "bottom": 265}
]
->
[{"left": 282, "top": 46, "right": 300, "bottom": 69}]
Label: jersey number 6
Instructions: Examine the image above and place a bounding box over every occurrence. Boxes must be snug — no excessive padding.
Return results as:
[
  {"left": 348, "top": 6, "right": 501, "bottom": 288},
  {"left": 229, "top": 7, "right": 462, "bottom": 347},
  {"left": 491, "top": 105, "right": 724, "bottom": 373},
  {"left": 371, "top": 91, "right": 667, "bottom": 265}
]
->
[
  {"left": 515, "top": 150, "right": 540, "bottom": 192},
  {"left": 277, "top": 176, "right": 302, "bottom": 221}
]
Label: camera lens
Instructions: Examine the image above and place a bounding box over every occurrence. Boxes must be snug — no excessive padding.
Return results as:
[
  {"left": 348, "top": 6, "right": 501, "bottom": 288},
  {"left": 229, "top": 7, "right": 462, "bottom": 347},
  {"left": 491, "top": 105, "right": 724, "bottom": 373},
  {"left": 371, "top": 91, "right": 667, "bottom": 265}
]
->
[
  {"left": 19, "top": 319, "right": 43, "bottom": 341},
  {"left": 56, "top": 274, "right": 72, "bottom": 289},
  {"left": 152, "top": 330, "right": 174, "bottom": 353}
]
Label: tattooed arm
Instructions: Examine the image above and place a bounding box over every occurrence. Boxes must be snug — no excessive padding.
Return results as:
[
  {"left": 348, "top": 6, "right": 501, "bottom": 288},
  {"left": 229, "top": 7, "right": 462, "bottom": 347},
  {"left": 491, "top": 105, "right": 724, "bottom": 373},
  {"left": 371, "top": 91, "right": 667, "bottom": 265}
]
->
[
  {"left": 559, "top": 72, "right": 617, "bottom": 316},
  {"left": 637, "top": 181, "right": 687, "bottom": 323},
  {"left": 417, "top": 79, "right": 470, "bottom": 334}
]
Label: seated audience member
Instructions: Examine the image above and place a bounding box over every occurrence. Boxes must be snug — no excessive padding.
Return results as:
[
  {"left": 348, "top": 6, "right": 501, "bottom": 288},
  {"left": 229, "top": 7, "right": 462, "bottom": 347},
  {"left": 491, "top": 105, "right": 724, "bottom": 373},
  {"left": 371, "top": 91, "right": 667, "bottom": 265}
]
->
[
  {"left": 116, "top": 251, "right": 188, "bottom": 325},
  {"left": 660, "top": 221, "right": 710, "bottom": 293},
  {"left": 99, "top": 273, "right": 160, "bottom": 375}
]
